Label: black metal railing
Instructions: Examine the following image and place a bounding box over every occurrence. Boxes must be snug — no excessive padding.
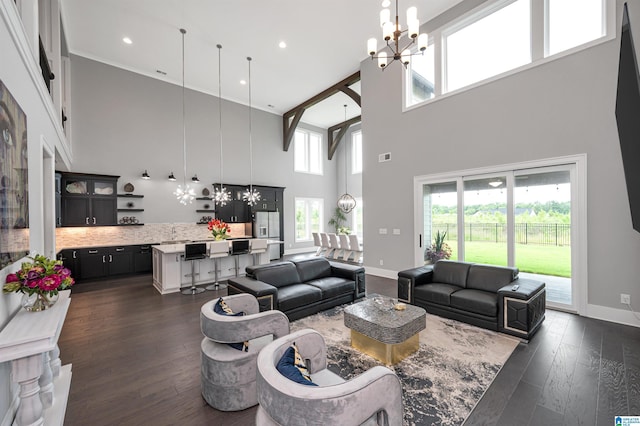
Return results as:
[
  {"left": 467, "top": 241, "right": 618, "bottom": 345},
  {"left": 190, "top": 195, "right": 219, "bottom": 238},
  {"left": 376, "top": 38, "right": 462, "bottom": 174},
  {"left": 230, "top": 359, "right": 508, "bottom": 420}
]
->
[{"left": 432, "top": 222, "right": 571, "bottom": 246}]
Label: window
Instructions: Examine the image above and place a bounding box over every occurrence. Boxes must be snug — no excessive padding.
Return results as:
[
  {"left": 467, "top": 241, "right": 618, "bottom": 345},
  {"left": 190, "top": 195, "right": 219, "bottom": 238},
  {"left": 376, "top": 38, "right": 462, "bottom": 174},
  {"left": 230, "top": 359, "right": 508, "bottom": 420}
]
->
[
  {"left": 351, "top": 131, "right": 363, "bottom": 174},
  {"left": 352, "top": 198, "right": 363, "bottom": 241},
  {"left": 444, "top": 0, "right": 530, "bottom": 93},
  {"left": 547, "top": 0, "right": 605, "bottom": 56},
  {"left": 406, "top": 0, "right": 610, "bottom": 107},
  {"left": 294, "top": 129, "right": 323, "bottom": 175},
  {"left": 295, "top": 198, "right": 323, "bottom": 242}
]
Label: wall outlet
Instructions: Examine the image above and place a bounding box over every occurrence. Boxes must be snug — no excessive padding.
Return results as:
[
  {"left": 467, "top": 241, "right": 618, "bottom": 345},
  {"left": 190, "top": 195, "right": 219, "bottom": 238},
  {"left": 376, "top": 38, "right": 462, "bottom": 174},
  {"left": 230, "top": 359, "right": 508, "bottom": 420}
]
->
[
  {"left": 621, "top": 293, "right": 631, "bottom": 304},
  {"left": 393, "top": 228, "right": 400, "bottom": 235},
  {"left": 379, "top": 259, "right": 384, "bottom": 266},
  {"left": 379, "top": 228, "right": 387, "bottom": 235}
]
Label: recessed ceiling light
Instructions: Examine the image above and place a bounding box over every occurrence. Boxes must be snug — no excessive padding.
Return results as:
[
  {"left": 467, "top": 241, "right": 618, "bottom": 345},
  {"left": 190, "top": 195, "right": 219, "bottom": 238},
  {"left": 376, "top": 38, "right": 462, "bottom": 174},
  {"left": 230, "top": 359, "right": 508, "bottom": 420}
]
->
[
  {"left": 278, "top": 41, "right": 287, "bottom": 49},
  {"left": 240, "top": 80, "right": 247, "bottom": 85},
  {"left": 122, "top": 37, "right": 133, "bottom": 45}
]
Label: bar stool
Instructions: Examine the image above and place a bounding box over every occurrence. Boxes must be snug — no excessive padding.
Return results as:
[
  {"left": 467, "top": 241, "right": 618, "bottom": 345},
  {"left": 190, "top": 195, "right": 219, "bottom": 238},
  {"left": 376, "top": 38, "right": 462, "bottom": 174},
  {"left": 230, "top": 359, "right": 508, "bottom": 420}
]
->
[
  {"left": 328, "top": 233, "right": 341, "bottom": 259},
  {"left": 230, "top": 240, "right": 250, "bottom": 277},
  {"left": 206, "top": 241, "right": 229, "bottom": 291},
  {"left": 320, "top": 233, "right": 331, "bottom": 257},
  {"left": 312, "top": 232, "right": 323, "bottom": 256},
  {"left": 249, "top": 239, "right": 268, "bottom": 266},
  {"left": 339, "top": 234, "right": 352, "bottom": 261},
  {"left": 182, "top": 243, "right": 207, "bottom": 295}
]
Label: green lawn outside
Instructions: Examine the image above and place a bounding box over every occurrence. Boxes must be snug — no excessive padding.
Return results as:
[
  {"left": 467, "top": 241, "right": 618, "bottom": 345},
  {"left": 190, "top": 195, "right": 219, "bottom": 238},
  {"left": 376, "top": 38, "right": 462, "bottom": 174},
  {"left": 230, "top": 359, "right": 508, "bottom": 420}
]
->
[{"left": 441, "top": 241, "right": 571, "bottom": 277}]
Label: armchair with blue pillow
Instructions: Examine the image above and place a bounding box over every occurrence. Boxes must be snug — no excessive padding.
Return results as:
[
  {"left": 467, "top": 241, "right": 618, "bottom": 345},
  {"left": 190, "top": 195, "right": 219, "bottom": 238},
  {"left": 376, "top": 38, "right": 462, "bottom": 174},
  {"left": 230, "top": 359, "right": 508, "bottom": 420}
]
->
[{"left": 200, "top": 293, "right": 290, "bottom": 412}]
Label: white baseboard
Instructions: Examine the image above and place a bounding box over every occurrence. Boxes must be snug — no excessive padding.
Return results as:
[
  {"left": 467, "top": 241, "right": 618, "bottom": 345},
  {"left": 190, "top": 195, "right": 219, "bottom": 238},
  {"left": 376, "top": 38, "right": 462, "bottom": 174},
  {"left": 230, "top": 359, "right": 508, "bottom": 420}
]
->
[
  {"left": 586, "top": 303, "right": 640, "bottom": 328},
  {"left": 362, "top": 266, "right": 397, "bottom": 279},
  {"left": 284, "top": 247, "right": 317, "bottom": 255}
]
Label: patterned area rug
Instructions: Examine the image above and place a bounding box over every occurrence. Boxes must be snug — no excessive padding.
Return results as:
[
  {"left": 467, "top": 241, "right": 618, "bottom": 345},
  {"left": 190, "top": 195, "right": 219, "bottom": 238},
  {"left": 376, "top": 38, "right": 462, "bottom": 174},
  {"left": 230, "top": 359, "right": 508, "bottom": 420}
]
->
[{"left": 291, "top": 304, "right": 519, "bottom": 426}]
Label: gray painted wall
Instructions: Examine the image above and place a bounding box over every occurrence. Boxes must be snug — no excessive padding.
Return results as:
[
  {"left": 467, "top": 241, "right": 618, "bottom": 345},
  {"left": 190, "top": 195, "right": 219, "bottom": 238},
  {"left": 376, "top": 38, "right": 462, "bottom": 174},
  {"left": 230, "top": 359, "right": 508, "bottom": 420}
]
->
[
  {"left": 361, "top": 0, "right": 640, "bottom": 316},
  {"left": 69, "top": 55, "right": 341, "bottom": 251}
]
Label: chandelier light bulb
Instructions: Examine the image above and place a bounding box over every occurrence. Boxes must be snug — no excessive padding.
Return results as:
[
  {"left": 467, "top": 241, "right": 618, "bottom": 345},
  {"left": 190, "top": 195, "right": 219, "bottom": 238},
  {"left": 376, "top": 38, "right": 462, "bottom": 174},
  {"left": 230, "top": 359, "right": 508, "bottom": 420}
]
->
[
  {"left": 408, "top": 19, "right": 419, "bottom": 39},
  {"left": 242, "top": 188, "right": 261, "bottom": 206},
  {"left": 368, "top": 38, "right": 378, "bottom": 56},
  {"left": 338, "top": 193, "right": 356, "bottom": 214},
  {"left": 378, "top": 51, "right": 388, "bottom": 68},
  {"left": 406, "top": 6, "right": 417, "bottom": 22},
  {"left": 214, "top": 185, "right": 231, "bottom": 206},
  {"left": 382, "top": 21, "right": 394, "bottom": 41},
  {"left": 174, "top": 184, "right": 196, "bottom": 205},
  {"left": 418, "top": 33, "right": 429, "bottom": 51},
  {"left": 380, "top": 9, "right": 391, "bottom": 27}
]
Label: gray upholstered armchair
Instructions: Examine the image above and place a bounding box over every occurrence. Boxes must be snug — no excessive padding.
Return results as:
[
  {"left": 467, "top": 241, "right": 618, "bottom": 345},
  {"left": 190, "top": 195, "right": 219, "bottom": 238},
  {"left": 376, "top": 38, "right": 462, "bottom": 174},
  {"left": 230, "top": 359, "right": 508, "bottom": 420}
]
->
[
  {"left": 255, "top": 329, "right": 403, "bottom": 426},
  {"left": 200, "top": 293, "right": 290, "bottom": 411}
]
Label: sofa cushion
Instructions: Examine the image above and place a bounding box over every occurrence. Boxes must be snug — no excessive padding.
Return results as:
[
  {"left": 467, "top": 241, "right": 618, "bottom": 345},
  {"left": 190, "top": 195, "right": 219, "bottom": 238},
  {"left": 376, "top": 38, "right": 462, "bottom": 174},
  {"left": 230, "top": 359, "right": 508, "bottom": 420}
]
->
[
  {"left": 432, "top": 260, "right": 472, "bottom": 287},
  {"left": 467, "top": 264, "right": 519, "bottom": 293},
  {"left": 305, "top": 277, "right": 354, "bottom": 299},
  {"left": 413, "top": 283, "right": 461, "bottom": 306},
  {"left": 277, "top": 284, "right": 323, "bottom": 312},
  {"left": 295, "top": 258, "right": 332, "bottom": 283},
  {"left": 449, "top": 289, "right": 498, "bottom": 317},
  {"left": 253, "top": 262, "right": 301, "bottom": 288}
]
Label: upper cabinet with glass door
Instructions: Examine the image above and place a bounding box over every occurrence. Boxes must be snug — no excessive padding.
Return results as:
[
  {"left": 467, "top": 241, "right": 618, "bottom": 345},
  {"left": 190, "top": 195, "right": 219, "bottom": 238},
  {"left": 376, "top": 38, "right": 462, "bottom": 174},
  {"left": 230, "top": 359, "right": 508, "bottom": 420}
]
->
[{"left": 59, "top": 172, "right": 119, "bottom": 226}]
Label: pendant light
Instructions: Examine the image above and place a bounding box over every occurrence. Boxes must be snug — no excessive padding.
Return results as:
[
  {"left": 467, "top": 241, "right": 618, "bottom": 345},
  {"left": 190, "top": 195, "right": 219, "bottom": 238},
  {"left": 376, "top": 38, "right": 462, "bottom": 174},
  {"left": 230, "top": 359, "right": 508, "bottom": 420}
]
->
[
  {"left": 213, "top": 44, "right": 231, "bottom": 206},
  {"left": 337, "top": 104, "right": 356, "bottom": 214},
  {"left": 173, "top": 28, "right": 196, "bottom": 205},
  {"left": 242, "top": 56, "right": 261, "bottom": 206}
]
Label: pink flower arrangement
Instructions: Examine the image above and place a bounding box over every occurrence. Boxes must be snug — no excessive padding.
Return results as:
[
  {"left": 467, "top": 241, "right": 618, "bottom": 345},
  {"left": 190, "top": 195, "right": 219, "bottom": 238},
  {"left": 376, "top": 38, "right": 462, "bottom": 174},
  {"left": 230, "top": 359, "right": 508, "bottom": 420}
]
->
[
  {"left": 3, "top": 254, "right": 75, "bottom": 296},
  {"left": 207, "top": 219, "right": 230, "bottom": 240}
]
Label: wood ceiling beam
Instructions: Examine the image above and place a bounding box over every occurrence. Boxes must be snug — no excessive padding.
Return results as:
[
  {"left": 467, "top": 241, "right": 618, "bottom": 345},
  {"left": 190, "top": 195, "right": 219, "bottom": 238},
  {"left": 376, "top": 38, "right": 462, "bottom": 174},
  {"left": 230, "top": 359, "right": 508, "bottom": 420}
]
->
[
  {"left": 328, "top": 115, "right": 361, "bottom": 160},
  {"left": 282, "top": 71, "right": 361, "bottom": 152}
]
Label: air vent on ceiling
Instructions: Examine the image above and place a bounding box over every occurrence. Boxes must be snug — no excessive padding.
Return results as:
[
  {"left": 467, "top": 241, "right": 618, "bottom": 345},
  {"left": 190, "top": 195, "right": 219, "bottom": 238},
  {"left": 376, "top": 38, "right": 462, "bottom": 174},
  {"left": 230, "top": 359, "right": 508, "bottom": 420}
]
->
[{"left": 378, "top": 152, "right": 391, "bottom": 162}]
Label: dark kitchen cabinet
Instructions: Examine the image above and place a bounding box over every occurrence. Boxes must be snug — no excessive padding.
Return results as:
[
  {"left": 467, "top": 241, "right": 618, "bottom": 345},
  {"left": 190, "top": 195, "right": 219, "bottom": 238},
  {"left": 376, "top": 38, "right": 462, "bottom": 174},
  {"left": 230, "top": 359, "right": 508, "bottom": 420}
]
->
[
  {"left": 57, "top": 249, "right": 80, "bottom": 278},
  {"left": 76, "top": 246, "right": 133, "bottom": 281},
  {"left": 55, "top": 173, "right": 62, "bottom": 227},
  {"left": 214, "top": 184, "right": 250, "bottom": 223},
  {"left": 59, "top": 172, "right": 119, "bottom": 226},
  {"left": 133, "top": 245, "right": 153, "bottom": 273},
  {"left": 251, "top": 187, "right": 278, "bottom": 212}
]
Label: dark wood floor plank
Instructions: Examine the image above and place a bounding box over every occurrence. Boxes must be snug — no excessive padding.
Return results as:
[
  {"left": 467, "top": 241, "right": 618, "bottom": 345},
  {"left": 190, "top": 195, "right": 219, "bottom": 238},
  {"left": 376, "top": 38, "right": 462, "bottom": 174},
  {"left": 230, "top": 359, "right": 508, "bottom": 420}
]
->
[
  {"left": 538, "top": 342, "right": 579, "bottom": 415},
  {"left": 57, "top": 267, "right": 639, "bottom": 426}
]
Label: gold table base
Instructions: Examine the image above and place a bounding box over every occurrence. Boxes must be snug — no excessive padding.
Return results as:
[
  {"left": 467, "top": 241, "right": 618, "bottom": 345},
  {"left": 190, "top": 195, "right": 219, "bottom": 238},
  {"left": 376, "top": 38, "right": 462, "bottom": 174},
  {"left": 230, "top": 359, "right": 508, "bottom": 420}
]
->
[{"left": 350, "top": 330, "right": 419, "bottom": 365}]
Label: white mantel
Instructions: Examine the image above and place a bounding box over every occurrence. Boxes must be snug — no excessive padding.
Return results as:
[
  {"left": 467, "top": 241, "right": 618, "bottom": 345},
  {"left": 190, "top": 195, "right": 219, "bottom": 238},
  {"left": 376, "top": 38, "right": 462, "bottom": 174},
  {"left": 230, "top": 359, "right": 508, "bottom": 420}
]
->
[{"left": 0, "top": 291, "right": 72, "bottom": 426}]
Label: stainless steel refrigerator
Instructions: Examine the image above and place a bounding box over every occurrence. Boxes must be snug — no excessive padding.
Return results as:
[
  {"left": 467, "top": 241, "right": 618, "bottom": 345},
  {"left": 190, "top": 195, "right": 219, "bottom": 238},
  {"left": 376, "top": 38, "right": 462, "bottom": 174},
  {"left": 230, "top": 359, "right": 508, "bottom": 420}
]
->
[{"left": 254, "top": 211, "right": 281, "bottom": 260}]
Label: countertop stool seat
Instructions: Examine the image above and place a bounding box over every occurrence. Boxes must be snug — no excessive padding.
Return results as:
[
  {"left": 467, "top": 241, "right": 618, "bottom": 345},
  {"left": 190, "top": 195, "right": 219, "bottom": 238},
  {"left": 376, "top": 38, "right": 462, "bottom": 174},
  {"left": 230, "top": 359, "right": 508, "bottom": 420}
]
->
[
  {"left": 182, "top": 243, "right": 207, "bottom": 295},
  {"left": 206, "top": 241, "right": 230, "bottom": 291},
  {"left": 249, "top": 239, "right": 268, "bottom": 266}
]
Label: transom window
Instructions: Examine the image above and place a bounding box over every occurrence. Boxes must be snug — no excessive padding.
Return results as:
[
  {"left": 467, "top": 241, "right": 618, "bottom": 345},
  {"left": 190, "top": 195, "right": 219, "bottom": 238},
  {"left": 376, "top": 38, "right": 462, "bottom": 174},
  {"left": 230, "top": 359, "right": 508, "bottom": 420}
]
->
[
  {"left": 294, "top": 129, "right": 323, "bottom": 175},
  {"left": 407, "top": 0, "right": 611, "bottom": 107},
  {"left": 295, "top": 198, "right": 323, "bottom": 242}
]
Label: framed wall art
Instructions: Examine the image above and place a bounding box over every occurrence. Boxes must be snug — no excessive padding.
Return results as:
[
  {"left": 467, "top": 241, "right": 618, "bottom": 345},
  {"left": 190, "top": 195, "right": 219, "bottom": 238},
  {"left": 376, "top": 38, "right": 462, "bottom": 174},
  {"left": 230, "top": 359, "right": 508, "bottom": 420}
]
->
[{"left": 0, "top": 78, "right": 29, "bottom": 270}]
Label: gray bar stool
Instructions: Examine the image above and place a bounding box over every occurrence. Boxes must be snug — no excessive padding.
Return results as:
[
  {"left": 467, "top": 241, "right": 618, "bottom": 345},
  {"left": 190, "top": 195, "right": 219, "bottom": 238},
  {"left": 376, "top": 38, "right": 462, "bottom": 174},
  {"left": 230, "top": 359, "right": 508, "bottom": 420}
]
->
[
  {"left": 249, "top": 239, "right": 268, "bottom": 266},
  {"left": 182, "top": 243, "right": 207, "bottom": 295}
]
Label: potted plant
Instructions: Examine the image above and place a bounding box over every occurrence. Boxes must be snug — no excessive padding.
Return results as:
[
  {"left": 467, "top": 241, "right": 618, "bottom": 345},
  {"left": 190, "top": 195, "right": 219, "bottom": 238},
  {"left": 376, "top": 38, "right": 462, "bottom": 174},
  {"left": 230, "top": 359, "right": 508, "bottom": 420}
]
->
[
  {"left": 3, "top": 254, "right": 75, "bottom": 311},
  {"left": 424, "top": 230, "right": 452, "bottom": 264},
  {"left": 328, "top": 207, "right": 347, "bottom": 234}
]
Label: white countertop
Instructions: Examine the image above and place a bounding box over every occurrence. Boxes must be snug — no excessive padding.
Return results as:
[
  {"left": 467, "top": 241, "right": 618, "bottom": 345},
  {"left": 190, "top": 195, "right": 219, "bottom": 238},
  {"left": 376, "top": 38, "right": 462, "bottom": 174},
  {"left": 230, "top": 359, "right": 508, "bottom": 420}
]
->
[{"left": 153, "top": 239, "right": 281, "bottom": 254}]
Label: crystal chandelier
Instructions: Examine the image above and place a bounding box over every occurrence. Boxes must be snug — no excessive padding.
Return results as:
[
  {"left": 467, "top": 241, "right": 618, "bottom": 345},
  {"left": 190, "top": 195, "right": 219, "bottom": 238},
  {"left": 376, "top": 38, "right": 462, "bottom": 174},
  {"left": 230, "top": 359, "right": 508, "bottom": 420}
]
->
[
  {"left": 366, "top": 0, "right": 429, "bottom": 69},
  {"left": 243, "top": 56, "right": 261, "bottom": 206},
  {"left": 213, "top": 44, "right": 231, "bottom": 206},
  {"left": 173, "top": 28, "right": 196, "bottom": 205},
  {"left": 337, "top": 104, "right": 356, "bottom": 214}
]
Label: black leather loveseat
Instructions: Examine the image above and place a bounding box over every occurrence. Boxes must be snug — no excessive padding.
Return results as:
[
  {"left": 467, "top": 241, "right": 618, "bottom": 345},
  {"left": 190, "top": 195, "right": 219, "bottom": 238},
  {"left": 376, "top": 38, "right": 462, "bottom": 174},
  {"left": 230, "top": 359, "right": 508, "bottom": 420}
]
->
[
  {"left": 398, "top": 260, "right": 546, "bottom": 340},
  {"left": 227, "top": 257, "right": 365, "bottom": 321}
]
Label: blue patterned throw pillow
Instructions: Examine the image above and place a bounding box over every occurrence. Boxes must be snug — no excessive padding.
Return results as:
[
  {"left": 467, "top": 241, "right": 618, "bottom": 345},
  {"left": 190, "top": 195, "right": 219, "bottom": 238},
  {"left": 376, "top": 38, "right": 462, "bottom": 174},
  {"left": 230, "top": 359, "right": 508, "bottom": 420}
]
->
[
  {"left": 276, "top": 343, "right": 317, "bottom": 386},
  {"left": 213, "top": 298, "right": 249, "bottom": 352}
]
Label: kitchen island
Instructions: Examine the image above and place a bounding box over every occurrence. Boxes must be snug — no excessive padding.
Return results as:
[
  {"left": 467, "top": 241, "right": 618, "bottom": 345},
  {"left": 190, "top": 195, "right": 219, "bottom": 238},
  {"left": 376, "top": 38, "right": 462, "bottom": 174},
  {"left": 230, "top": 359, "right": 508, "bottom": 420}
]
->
[{"left": 152, "top": 239, "right": 280, "bottom": 294}]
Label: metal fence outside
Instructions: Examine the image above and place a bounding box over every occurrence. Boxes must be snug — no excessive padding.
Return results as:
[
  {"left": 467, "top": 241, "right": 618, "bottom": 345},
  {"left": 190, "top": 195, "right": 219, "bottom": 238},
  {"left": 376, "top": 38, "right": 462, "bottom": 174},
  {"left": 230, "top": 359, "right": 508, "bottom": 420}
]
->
[{"left": 432, "top": 223, "right": 571, "bottom": 246}]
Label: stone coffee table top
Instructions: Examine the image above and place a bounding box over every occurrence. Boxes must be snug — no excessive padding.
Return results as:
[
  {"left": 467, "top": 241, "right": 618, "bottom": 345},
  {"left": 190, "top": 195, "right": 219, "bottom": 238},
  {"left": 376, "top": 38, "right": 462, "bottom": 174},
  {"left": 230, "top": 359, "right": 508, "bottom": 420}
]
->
[{"left": 344, "top": 295, "right": 426, "bottom": 344}]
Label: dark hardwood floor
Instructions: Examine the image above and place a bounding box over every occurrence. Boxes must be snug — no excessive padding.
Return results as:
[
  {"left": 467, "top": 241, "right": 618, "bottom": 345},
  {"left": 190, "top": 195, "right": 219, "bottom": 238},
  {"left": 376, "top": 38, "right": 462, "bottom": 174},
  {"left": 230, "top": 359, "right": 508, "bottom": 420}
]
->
[{"left": 58, "top": 271, "right": 639, "bottom": 426}]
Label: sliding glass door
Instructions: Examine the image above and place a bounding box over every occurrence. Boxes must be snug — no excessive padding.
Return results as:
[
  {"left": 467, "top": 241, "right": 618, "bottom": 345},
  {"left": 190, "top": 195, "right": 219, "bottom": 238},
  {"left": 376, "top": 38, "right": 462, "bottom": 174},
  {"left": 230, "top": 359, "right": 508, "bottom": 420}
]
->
[{"left": 417, "top": 161, "right": 579, "bottom": 311}]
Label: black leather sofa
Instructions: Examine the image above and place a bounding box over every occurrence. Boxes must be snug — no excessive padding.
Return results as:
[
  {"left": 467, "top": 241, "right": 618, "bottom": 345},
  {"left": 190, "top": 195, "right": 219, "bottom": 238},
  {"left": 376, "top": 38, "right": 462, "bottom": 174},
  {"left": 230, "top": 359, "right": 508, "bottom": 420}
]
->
[
  {"left": 227, "top": 257, "right": 365, "bottom": 321},
  {"left": 398, "top": 260, "right": 546, "bottom": 340}
]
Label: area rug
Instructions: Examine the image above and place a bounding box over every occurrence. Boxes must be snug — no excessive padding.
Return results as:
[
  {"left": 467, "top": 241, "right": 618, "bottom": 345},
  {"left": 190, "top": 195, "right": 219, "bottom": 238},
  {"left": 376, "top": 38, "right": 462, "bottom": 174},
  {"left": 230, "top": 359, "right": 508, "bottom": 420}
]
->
[{"left": 290, "top": 305, "right": 519, "bottom": 426}]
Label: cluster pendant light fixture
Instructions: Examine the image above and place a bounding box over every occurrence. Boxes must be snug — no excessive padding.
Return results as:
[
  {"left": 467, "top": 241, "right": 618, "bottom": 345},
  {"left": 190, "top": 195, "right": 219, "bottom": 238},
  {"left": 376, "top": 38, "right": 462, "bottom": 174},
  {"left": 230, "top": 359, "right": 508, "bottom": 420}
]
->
[
  {"left": 214, "top": 44, "right": 231, "bottom": 206},
  {"left": 242, "top": 56, "right": 261, "bottom": 206},
  {"left": 173, "top": 28, "right": 196, "bottom": 205},
  {"left": 367, "top": 0, "right": 429, "bottom": 69},
  {"left": 337, "top": 104, "right": 356, "bottom": 214}
]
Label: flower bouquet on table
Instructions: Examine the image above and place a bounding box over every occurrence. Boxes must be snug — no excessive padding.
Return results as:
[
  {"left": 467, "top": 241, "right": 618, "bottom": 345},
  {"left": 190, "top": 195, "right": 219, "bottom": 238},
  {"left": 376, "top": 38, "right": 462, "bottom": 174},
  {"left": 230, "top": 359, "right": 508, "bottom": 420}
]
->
[
  {"left": 424, "top": 230, "right": 453, "bottom": 264},
  {"left": 208, "top": 218, "right": 231, "bottom": 240},
  {"left": 3, "top": 254, "right": 75, "bottom": 312}
]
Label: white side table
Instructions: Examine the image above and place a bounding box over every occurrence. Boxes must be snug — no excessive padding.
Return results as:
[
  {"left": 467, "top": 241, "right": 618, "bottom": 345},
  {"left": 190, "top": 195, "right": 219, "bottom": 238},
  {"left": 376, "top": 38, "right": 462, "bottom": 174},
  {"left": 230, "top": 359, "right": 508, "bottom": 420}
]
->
[{"left": 0, "top": 290, "right": 72, "bottom": 426}]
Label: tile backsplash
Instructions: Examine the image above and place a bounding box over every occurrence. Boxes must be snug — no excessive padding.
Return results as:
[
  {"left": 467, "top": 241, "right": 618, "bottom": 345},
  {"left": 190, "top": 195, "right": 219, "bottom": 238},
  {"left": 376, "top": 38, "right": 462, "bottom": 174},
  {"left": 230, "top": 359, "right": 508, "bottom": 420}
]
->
[{"left": 55, "top": 222, "right": 253, "bottom": 251}]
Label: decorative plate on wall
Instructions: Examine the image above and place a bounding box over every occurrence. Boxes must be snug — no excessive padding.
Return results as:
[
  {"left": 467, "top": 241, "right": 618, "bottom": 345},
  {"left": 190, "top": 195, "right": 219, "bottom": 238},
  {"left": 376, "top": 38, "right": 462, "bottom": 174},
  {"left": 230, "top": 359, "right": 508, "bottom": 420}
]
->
[
  {"left": 202, "top": 187, "right": 210, "bottom": 196},
  {"left": 124, "top": 183, "right": 134, "bottom": 193}
]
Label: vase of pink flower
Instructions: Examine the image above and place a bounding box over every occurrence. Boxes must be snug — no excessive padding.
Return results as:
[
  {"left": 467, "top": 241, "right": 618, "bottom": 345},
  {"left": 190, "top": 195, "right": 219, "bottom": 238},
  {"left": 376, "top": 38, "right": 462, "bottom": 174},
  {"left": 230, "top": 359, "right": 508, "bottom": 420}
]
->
[
  {"left": 3, "top": 254, "right": 75, "bottom": 312},
  {"left": 207, "top": 219, "right": 230, "bottom": 240}
]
